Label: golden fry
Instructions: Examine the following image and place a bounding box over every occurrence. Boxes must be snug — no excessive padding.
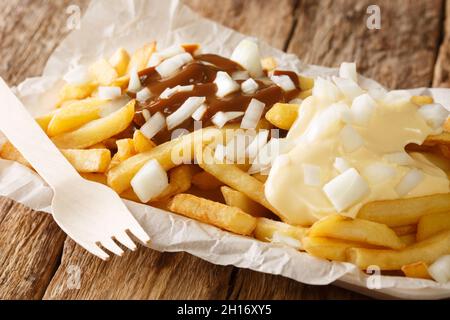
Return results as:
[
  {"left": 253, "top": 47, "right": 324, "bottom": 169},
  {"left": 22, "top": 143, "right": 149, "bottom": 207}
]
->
[
  {"left": 425, "top": 132, "right": 450, "bottom": 146},
  {"left": 254, "top": 217, "right": 307, "bottom": 244},
  {"left": 252, "top": 173, "right": 268, "bottom": 183},
  {"left": 133, "top": 130, "right": 156, "bottom": 153},
  {"left": 80, "top": 173, "right": 107, "bottom": 185},
  {"left": 347, "top": 230, "right": 450, "bottom": 270},
  {"left": 89, "top": 59, "right": 118, "bottom": 86},
  {"left": 221, "top": 186, "right": 271, "bottom": 218},
  {"left": 52, "top": 100, "right": 135, "bottom": 149},
  {"left": 444, "top": 117, "right": 450, "bottom": 132},
  {"left": 265, "top": 103, "right": 299, "bottom": 130},
  {"left": 299, "top": 76, "right": 314, "bottom": 91},
  {"left": 58, "top": 82, "right": 97, "bottom": 106},
  {"left": 152, "top": 165, "right": 196, "bottom": 202},
  {"left": 400, "top": 234, "right": 416, "bottom": 247},
  {"left": 410, "top": 95, "right": 434, "bottom": 106},
  {"left": 0, "top": 141, "right": 30, "bottom": 168},
  {"left": 168, "top": 194, "right": 257, "bottom": 236},
  {"left": 109, "top": 48, "right": 130, "bottom": 77},
  {"left": 303, "top": 237, "right": 370, "bottom": 262},
  {"left": 401, "top": 261, "right": 432, "bottom": 279},
  {"left": 358, "top": 193, "right": 450, "bottom": 227},
  {"left": 261, "top": 57, "right": 277, "bottom": 72},
  {"left": 115, "top": 138, "right": 136, "bottom": 162},
  {"left": 61, "top": 149, "right": 111, "bottom": 173},
  {"left": 308, "top": 215, "right": 405, "bottom": 250},
  {"left": 298, "top": 89, "right": 312, "bottom": 100},
  {"left": 392, "top": 224, "right": 417, "bottom": 236},
  {"left": 417, "top": 211, "right": 450, "bottom": 241},
  {"left": 127, "top": 42, "right": 157, "bottom": 73},
  {"left": 35, "top": 112, "right": 56, "bottom": 132},
  {"left": 192, "top": 171, "right": 224, "bottom": 190}
]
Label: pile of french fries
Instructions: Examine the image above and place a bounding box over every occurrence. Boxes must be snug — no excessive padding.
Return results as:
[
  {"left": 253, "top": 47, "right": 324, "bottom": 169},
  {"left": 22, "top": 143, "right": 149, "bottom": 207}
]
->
[{"left": 1, "top": 41, "right": 449, "bottom": 282}]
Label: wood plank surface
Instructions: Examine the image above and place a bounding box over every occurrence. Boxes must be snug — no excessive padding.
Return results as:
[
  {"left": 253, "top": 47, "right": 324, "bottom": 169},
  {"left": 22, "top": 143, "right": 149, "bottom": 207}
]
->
[{"left": 0, "top": 0, "right": 447, "bottom": 300}]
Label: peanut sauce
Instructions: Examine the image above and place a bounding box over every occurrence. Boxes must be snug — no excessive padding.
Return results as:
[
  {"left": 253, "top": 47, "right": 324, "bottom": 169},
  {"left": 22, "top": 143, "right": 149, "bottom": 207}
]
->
[{"left": 132, "top": 54, "right": 300, "bottom": 144}]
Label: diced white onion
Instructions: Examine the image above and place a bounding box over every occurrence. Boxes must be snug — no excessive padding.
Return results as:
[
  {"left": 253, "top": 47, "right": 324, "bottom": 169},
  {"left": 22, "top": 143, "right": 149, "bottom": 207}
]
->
[
  {"left": 272, "top": 232, "right": 302, "bottom": 250},
  {"left": 140, "top": 112, "right": 166, "bottom": 139},
  {"left": 232, "top": 71, "right": 250, "bottom": 81},
  {"left": 131, "top": 160, "right": 169, "bottom": 203},
  {"left": 142, "top": 109, "right": 151, "bottom": 122},
  {"left": 166, "top": 97, "right": 206, "bottom": 130},
  {"left": 214, "top": 71, "right": 240, "bottom": 98},
  {"left": 339, "top": 62, "right": 358, "bottom": 83},
  {"left": 63, "top": 65, "right": 91, "bottom": 85},
  {"left": 395, "top": 169, "right": 424, "bottom": 197},
  {"left": 383, "top": 90, "right": 412, "bottom": 107},
  {"left": 289, "top": 98, "right": 303, "bottom": 105},
  {"left": 340, "top": 125, "right": 364, "bottom": 153},
  {"left": 351, "top": 93, "right": 377, "bottom": 126},
  {"left": 246, "top": 130, "right": 269, "bottom": 160},
  {"left": 241, "top": 78, "right": 259, "bottom": 94},
  {"left": 128, "top": 69, "right": 142, "bottom": 93},
  {"left": 334, "top": 157, "right": 351, "bottom": 173},
  {"left": 323, "top": 168, "right": 370, "bottom": 213},
  {"left": 160, "top": 85, "right": 194, "bottom": 99},
  {"left": 241, "top": 99, "right": 265, "bottom": 129},
  {"left": 211, "top": 111, "right": 244, "bottom": 128},
  {"left": 384, "top": 152, "right": 414, "bottom": 166},
  {"left": 156, "top": 53, "right": 193, "bottom": 78},
  {"left": 214, "top": 144, "right": 226, "bottom": 163},
  {"left": 363, "top": 163, "right": 396, "bottom": 184},
  {"left": 428, "top": 255, "right": 450, "bottom": 284},
  {"left": 231, "top": 39, "right": 264, "bottom": 78},
  {"left": 271, "top": 75, "right": 296, "bottom": 92},
  {"left": 303, "top": 164, "right": 322, "bottom": 187},
  {"left": 418, "top": 103, "right": 449, "bottom": 129},
  {"left": 136, "top": 87, "right": 152, "bottom": 103},
  {"left": 192, "top": 103, "right": 208, "bottom": 121},
  {"left": 313, "top": 77, "right": 341, "bottom": 103},
  {"left": 97, "top": 86, "right": 122, "bottom": 100},
  {"left": 147, "top": 45, "right": 186, "bottom": 67},
  {"left": 332, "top": 76, "right": 364, "bottom": 101}
]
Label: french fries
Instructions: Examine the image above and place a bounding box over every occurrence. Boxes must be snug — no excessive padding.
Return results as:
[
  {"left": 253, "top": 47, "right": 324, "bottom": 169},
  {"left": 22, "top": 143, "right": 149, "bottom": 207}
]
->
[
  {"left": 425, "top": 132, "right": 450, "bottom": 146},
  {"left": 417, "top": 212, "right": 450, "bottom": 241},
  {"left": 401, "top": 261, "right": 432, "bottom": 279},
  {"left": 52, "top": 100, "right": 135, "bottom": 149},
  {"left": 444, "top": 118, "right": 450, "bottom": 132},
  {"left": 308, "top": 215, "right": 405, "bottom": 250},
  {"left": 107, "top": 128, "right": 222, "bottom": 194},
  {"left": 411, "top": 95, "right": 434, "bottom": 106},
  {"left": 192, "top": 171, "right": 224, "bottom": 190},
  {"left": 221, "top": 186, "right": 271, "bottom": 218},
  {"left": 198, "top": 146, "right": 285, "bottom": 221},
  {"left": 169, "top": 194, "right": 257, "bottom": 236},
  {"left": 133, "top": 130, "right": 156, "bottom": 153},
  {"left": 127, "top": 42, "right": 157, "bottom": 73},
  {"left": 47, "top": 98, "right": 105, "bottom": 136},
  {"left": 80, "top": 173, "right": 107, "bottom": 185},
  {"left": 261, "top": 57, "right": 277, "bottom": 72},
  {"left": 0, "top": 141, "right": 31, "bottom": 168},
  {"left": 303, "top": 237, "right": 370, "bottom": 262},
  {"left": 298, "top": 89, "right": 312, "bottom": 100},
  {"left": 109, "top": 48, "right": 130, "bottom": 77},
  {"left": 392, "top": 224, "right": 417, "bottom": 236},
  {"left": 358, "top": 193, "right": 450, "bottom": 227},
  {"left": 347, "top": 230, "right": 450, "bottom": 270},
  {"left": 61, "top": 149, "right": 111, "bottom": 173},
  {"left": 35, "top": 112, "right": 56, "bottom": 132},
  {"left": 265, "top": 103, "right": 299, "bottom": 130},
  {"left": 58, "top": 82, "right": 98, "bottom": 106},
  {"left": 152, "top": 165, "right": 195, "bottom": 202},
  {"left": 400, "top": 234, "right": 417, "bottom": 247},
  {"left": 299, "top": 76, "right": 314, "bottom": 91},
  {"left": 89, "top": 59, "right": 118, "bottom": 86},
  {"left": 115, "top": 139, "right": 136, "bottom": 162},
  {"left": 254, "top": 217, "right": 307, "bottom": 244}
]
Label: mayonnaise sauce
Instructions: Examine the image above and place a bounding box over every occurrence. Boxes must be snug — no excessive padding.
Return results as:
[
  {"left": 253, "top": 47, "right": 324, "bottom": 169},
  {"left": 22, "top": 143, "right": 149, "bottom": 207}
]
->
[{"left": 265, "top": 77, "right": 450, "bottom": 226}]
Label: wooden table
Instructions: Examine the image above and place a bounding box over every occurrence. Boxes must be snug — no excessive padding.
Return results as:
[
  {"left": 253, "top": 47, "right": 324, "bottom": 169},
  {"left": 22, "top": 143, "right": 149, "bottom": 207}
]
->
[{"left": 0, "top": 0, "right": 448, "bottom": 300}]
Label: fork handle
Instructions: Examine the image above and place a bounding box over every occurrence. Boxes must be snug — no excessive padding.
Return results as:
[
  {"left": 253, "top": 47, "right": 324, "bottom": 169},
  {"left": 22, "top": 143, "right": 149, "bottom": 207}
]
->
[{"left": 0, "top": 78, "right": 79, "bottom": 188}]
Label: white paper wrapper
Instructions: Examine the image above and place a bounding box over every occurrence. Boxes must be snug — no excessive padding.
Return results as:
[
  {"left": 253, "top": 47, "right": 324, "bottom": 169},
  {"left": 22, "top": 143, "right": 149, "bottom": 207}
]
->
[{"left": 1, "top": 0, "right": 449, "bottom": 299}]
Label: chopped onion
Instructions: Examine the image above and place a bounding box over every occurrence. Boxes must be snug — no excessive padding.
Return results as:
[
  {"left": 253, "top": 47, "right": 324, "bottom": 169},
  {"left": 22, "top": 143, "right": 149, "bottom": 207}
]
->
[
  {"left": 383, "top": 90, "right": 412, "bottom": 107},
  {"left": 272, "top": 232, "right": 302, "bottom": 250},
  {"left": 136, "top": 87, "right": 152, "bottom": 103},
  {"left": 160, "top": 85, "right": 194, "bottom": 99},
  {"left": 232, "top": 71, "right": 250, "bottom": 81},
  {"left": 147, "top": 45, "right": 186, "bottom": 67},
  {"left": 230, "top": 39, "right": 263, "bottom": 78},
  {"left": 289, "top": 98, "right": 303, "bottom": 105},
  {"left": 351, "top": 93, "right": 377, "bottom": 126},
  {"left": 418, "top": 103, "right": 449, "bottom": 129},
  {"left": 97, "top": 86, "right": 122, "bottom": 100},
  {"left": 225, "top": 133, "right": 251, "bottom": 163},
  {"left": 140, "top": 112, "right": 166, "bottom": 139},
  {"left": 332, "top": 76, "right": 364, "bottom": 101},
  {"left": 128, "top": 69, "right": 142, "bottom": 93},
  {"left": 428, "top": 255, "right": 450, "bottom": 284},
  {"left": 246, "top": 130, "right": 269, "bottom": 160},
  {"left": 142, "top": 109, "right": 151, "bottom": 122},
  {"left": 395, "top": 169, "right": 424, "bottom": 197},
  {"left": 241, "top": 99, "right": 265, "bottom": 129},
  {"left": 313, "top": 77, "right": 341, "bottom": 103},
  {"left": 334, "top": 157, "right": 351, "bottom": 173},
  {"left": 271, "top": 75, "right": 296, "bottom": 92},
  {"left": 131, "top": 159, "right": 169, "bottom": 203},
  {"left": 166, "top": 97, "right": 206, "bottom": 130},
  {"left": 192, "top": 103, "right": 208, "bottom": 121},
  {"left": 214, "top": 144, "right": 227, "bottom": 163},
  {"left": 363, "top": 163, "right": 396, "bottom": 184},
  {"left": 241, "top": 78, "right": 259, "bottom": 94},
  {"left": 384, "top": 152, "right": 414, "bottom": 166},
  {"left": 303, "top": 164, "right": 322, "bottom": 187},
  {"left": 63, "top": 65, "right": 91, "bottom": 85},
  {"left": 156, "top": 53, "right": 193, "bottom": 78},
  {"left": 339, "top": 62, "right": 358, "bottom": 83},
  {"left": 340, "top": 125, "right": 364, "bottom": 153},
  {"left": 323, "top": 168, "right": 370, "bottom": 213},
  {"left": 211, "top": 111, "right": 244, "bottom": 128},
  {"left": 214, "top": 71, "right": 240, "bottom": 98}
]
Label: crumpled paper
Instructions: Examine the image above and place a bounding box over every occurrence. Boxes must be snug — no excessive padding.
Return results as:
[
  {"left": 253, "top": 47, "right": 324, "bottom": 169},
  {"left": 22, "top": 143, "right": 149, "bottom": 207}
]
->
[{"left": 1, "top": 0, "right": 449, "bottom": 299}]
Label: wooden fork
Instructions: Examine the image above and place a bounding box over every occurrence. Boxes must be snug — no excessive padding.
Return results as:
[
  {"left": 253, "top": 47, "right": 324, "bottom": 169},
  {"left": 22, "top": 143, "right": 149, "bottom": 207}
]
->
[{"left": 0, "top": 78, "right": 150, "bottom": 260}]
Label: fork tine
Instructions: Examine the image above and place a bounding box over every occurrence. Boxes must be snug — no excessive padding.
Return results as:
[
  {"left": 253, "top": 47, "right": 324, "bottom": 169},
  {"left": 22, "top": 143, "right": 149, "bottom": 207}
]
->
[
  {"left": 128, "top": 224, "right": 151, "bottom": 245},
  {"left": 115, "top": 231, "right": 137, "bottom": 251},
  {"left": 100, "top": 238, "right": 125, "bottom": 256},
  {"left": 78, "top": 240, "right": 110, "bottom": 261}
]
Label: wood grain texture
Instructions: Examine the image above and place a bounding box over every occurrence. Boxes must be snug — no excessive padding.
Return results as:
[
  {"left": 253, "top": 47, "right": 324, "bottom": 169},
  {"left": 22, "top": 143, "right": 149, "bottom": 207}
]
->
[
  {"left": 433, "top": 0, "right": 450, "bottom": 87},
  {"left": 289, "top": 0, "right": 443, "bottom": 89},
  {"left": 0, "top": 197, "right": 66, "bottom": 300}
]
